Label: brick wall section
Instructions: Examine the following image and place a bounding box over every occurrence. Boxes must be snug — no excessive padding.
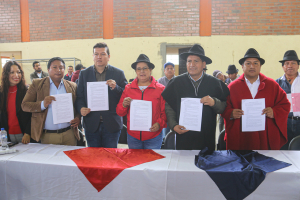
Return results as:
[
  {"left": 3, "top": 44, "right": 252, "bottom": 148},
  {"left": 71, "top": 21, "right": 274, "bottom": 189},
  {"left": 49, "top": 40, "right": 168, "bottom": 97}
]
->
[
  {"left": 0, "top": 0, "right": 21, "bottom": 43},
  {"left": 150, "top": 0, "right": 199, "bottom": 37},
  {"left": 114, "top": 0, "right": 199, "bottom": 38},
  {"left": 212, "top": 0, "right": 300, "bottom": 35},
  {"left": 114, "top": 0, "right": 152, "bottom": 37},
  {"left": 29, "top": 0, "right": 103, "bottom": 41}
]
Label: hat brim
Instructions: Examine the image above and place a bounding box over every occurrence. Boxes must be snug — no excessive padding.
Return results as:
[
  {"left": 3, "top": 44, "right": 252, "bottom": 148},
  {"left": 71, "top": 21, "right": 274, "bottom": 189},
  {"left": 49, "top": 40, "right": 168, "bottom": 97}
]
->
[
  {"left": 131, "top": 61, "right": 155, "bottom": 70},
  {"left": 239, "top": 57, "right": 265, "bottom": 65},
  {"left": 279, "top": 58, "right": 300, "bottom": 63},
  {"left": 226, "top": 69, "right": 239, "bottom": 74},
  {"left": 180, "top": 53, "right": 212, "bottom": 65}
]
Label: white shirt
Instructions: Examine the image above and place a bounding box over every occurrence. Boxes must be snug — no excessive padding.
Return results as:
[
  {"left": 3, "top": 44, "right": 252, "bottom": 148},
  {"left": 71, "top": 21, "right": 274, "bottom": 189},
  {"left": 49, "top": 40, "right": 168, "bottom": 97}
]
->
[
  {"left": 37, "top": 72, "right": 42, "bottom": 78},
  {"left": 244, "top": 76, "right": 260, "bottom": 98}
]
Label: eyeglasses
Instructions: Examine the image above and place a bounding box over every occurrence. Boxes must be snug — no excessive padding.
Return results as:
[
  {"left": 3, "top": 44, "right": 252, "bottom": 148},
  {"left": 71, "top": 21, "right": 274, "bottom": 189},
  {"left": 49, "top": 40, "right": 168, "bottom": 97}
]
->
[{"left": 136, "top": 67, "right": 149, "bottom": 72}]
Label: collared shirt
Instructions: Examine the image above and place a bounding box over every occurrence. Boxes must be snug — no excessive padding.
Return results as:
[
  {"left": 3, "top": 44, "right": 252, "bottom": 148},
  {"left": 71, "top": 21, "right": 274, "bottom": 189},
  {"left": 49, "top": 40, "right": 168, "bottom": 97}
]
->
[
  {"left": 157, "top": 75, "right": 175, "bottom": 87},
  {"left": 244, "top": 76, "right": 260, "bottom": 98},
  {"left": 37, "top": 72, "right": 42, "bottom": 78},
  {"left": 94, "top": 65, "right": 109, "bottom": 81},
  {"left": 188, "top": 72, "right": 203, "bottom": 89},
  {"left": 41, "top": 77, "right": 70, "bottom": 130}
]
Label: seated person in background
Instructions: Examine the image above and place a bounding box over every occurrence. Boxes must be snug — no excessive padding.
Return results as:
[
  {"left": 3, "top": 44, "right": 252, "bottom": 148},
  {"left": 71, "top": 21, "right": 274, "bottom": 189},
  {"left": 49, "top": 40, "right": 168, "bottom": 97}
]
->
[
  {"left": 71, "top": 64, "right": 85, "bottom": 83},
  {"left": 157, "top": 62, "right": 176, "bottom": 138},
  {"left": 30, "top": 61, "right": 49, "bottom": 82},
  {"left": 157, "top": 62, "right": 176, "bottom": 86},
  {"left": 213, "top": 70, "right": 226, "bottom": 83},
  {"left": 22, "top": 57, "right": 81, "bottom": 146},
  {"left": 222, "top": 48, "right": 290, "bottom": 150},
  {"left": 116, "top": 54, "right": 167, "bottom": 149},
  {"left": 0, "top": 61, "right": 32, "bottom": 144},
  {"left": 276, "top": 50, "right": 300, "bottom": 150},
  {"left": 225, "top": 64, "right": 239, "bottom": 84},
  {"left": 64, "top": 65, "right": 74, "bottom": 81}
]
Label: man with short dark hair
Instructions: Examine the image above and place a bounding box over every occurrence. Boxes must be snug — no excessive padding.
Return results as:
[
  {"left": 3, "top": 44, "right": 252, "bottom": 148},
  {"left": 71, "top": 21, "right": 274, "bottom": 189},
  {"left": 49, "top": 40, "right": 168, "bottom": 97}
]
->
[
  {"left": 30, "top": 61, "right": 49, "bottom": 82},
  {"left": 276, "top": 50, "right": 300, "bottom": 150},
  {"left": 225, "top": 64, "right": 239, "bottom": 84},
  {"left": 64, "top": 65, "right": 74, "bottom": 81},
  {"left": 162, "top": 44, "right": 229, "bottom": 150},
  {"left": 222, "top": 48, "right": 290, "bottom": 150},
  {"left": 22, "top": 57, "right": 81, "bottom": 145},
  {"left": 75, "top": 42, "right": 127, "bottom": 148}
]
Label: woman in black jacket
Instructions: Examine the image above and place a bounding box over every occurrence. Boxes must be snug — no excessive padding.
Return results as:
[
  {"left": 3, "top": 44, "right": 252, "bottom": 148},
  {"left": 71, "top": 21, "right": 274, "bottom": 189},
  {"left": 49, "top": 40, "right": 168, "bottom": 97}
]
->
[{"left": 0, "top": 61, "right": 31, "bottom": 144}]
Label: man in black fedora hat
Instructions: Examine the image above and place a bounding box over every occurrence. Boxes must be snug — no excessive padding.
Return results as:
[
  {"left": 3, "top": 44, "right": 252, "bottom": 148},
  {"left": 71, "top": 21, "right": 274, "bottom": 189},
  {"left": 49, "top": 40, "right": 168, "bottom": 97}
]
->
[
  {"left": 75, "top": 42, "right": 127, "bottom": 148},
  {"left": 225, "top": 64, "right": 239, "bottom": 84},
  {"left": 162, "top": 44, "right": 229, "bottom": 151},
  {"left": 222, "top": 48, "right": 290, "bottom": 150},
  {"left": 276, "top": 50, "right": 300, "bottom": 150}
]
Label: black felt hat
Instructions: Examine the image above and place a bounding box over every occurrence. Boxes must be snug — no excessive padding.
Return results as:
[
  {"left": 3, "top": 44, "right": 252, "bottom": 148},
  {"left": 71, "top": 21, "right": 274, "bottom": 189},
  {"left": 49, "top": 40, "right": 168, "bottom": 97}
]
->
[
  {"left": 226, "top": 65, "right": 239, "bottom": 74},
  {"left": 180, "top": 44, "right": 212, "bottom": 65},
  {"left": 239, "top": 48, "right": 265, "bottom": 65},
  {"left": 131, "top": 54, "right": 155, "bottom": 69},
  {"left": 279, "top": 50, "right": 300, "bottom": 63}
]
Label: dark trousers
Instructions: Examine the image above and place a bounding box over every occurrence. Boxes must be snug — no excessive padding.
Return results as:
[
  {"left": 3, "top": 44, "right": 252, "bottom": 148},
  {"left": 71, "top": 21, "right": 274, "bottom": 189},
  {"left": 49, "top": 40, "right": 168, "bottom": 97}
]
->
[
  {"left": 85, "top": 122, "right": 121, "bottom": 148},
  {"left": 281, "top": 118, "right": 300, "bottom": 150}
]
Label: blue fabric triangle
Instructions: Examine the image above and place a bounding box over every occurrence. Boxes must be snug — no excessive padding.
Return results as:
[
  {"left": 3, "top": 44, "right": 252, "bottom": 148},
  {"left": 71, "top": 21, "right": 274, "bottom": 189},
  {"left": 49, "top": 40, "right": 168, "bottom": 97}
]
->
[{"left": 195, "top": 148, "right": 291, "bottom": 200}]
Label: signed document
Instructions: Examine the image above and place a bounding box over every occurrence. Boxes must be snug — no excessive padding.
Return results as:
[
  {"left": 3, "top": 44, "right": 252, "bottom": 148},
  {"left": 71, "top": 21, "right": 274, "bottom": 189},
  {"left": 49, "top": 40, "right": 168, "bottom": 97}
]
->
[
  {"left": 52, "top": 93, "right": 74, "bottom": 124},
  {"left": 291, "top": 93, "right": 300, "bottom": 116},
  {"left": 87, "top": 82, "right": 109, "bottom": 111},
  {"left": 286, "top": 94, "right": 293, "bottom": 112},
  {"left": 242, "top": 98, "right": 265, "bottom": 132},
  {"left": 130, "top": 100, "right": 152, "bottom": 131},
  {"left": 179, "top": 98, "right": 203, "bottom": 132}
]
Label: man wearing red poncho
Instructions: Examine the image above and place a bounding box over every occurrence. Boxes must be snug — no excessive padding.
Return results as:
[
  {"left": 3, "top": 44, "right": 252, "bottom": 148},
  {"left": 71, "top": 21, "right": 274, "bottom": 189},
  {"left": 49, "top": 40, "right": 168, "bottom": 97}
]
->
[{"left": 222, "top": 48, "right": 290, "bottom": 150}]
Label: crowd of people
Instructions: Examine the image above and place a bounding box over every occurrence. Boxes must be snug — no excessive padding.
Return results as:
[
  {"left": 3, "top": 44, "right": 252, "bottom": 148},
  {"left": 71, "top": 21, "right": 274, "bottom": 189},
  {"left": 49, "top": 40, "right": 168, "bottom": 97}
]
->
[{"left": 0, "top": 42, "right": 299, "bottom": 151}]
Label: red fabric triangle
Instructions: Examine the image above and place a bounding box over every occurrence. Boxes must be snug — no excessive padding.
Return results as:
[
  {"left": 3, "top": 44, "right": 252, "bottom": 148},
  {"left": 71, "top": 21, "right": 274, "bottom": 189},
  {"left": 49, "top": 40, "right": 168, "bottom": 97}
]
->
[{"left": 64, "top": 148, "right": 165, "bottom": 192}]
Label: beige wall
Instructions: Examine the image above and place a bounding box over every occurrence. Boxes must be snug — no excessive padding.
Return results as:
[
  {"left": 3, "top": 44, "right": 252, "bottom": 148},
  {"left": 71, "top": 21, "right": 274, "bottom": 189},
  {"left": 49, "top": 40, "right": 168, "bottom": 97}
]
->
[{"left": 0, "top": 35, "right": 299, "bottom": 84}]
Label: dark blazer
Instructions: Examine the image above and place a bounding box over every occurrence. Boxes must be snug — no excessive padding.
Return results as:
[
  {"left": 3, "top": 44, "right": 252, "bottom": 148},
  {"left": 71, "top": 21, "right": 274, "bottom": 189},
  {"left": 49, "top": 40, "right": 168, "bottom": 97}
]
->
[
  {"left": 75, "top": 65, "right": 127, "bottom": 133},
  {"left": 0, "top": 85, "right": 31, "bottom": 142}
]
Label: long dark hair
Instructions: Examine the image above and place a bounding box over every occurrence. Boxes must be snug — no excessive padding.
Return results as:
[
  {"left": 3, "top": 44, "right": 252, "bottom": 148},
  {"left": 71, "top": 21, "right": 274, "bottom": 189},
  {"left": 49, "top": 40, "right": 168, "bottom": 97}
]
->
[{"left": 0, "top": 61, "right": 26, "bottom": 110}]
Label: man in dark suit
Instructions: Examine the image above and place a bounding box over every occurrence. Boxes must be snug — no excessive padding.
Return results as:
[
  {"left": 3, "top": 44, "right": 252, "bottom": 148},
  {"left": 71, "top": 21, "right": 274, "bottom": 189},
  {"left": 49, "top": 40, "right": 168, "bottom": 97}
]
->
[{"left": 75, "top": 42, "right": 127, "bottom": 148}]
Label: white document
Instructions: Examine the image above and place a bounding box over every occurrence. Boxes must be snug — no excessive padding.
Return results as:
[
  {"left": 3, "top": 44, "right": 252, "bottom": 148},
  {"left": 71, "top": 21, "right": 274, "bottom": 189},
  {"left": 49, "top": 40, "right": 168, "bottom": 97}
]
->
[
  {"left": 130, "top": 100, "right": 152, "bottom": 131},
  {"left": 179, "top": 98, "right": 203, "bottom": 132},
  {"left": 286, "top": 93, "right": 293, "bottom": 112},
  {"left": 241, "top": 98, "right": 265, "bottom": 132},
  {"left": 52, "top": 93, "right": 74, "bottom": 124},
  {"left": 87, "top": 82, "right": 109, "bottom": 111}
]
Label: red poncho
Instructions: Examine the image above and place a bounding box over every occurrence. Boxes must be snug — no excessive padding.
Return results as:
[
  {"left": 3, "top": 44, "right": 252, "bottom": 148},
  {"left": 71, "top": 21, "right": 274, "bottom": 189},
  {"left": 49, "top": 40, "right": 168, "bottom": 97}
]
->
[{"left": 221, "top": 73, "right": 290, "bottom": 150}]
